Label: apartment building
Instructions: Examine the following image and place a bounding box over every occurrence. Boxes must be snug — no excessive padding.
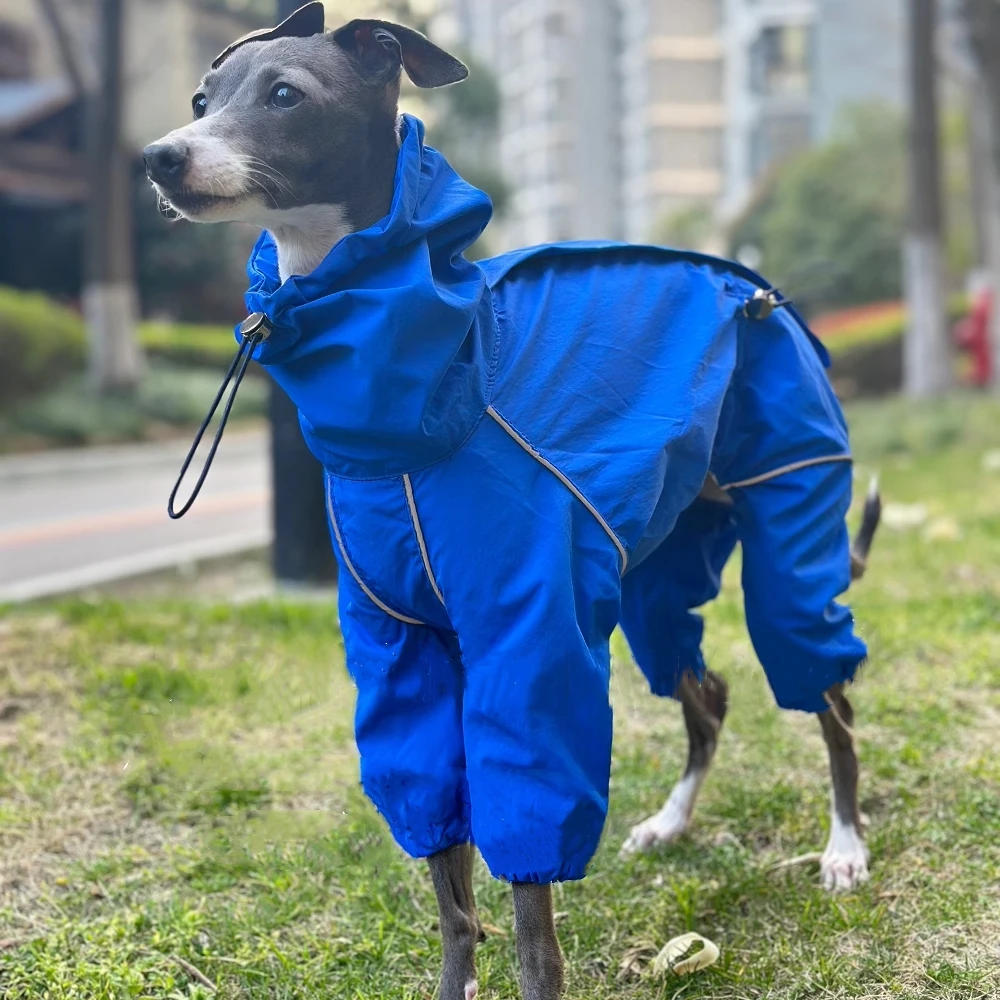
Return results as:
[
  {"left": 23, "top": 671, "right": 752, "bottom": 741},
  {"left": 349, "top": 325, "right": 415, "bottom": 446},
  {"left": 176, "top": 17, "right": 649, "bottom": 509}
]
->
[
  {"left": 722, "top": 0, "right": 905, "bottom": 214},
  {"left": 479, "top": 0, "right": 623, "bottom": 247},
  {"left": 447, "top": 0, "right": 905, "bottom": 244},
  {"left": 619, "top": 0, "right": 725, "bottom": 241}
]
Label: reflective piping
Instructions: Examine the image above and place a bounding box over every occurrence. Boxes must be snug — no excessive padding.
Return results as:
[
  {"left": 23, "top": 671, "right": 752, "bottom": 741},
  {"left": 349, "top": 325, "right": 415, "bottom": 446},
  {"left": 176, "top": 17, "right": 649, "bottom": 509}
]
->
[
  {"left": 402, "top": 473, "right": 446, "bottom": 609},
  {"left": 325, "top": 480, "right": 426, "bottom": 626},
  {"left": 486, "top": 405, "right": 629, "bottom": 574},
  {"left": 719, "top": 454, "right": 852, "bottom": 491}
]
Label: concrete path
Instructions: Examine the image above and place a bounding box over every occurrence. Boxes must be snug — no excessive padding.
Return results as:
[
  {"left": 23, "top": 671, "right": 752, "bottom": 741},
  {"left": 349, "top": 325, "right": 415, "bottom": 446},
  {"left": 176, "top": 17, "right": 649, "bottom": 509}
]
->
[{"left": 0, "top": 432, "right": 271, "bottom": 603}]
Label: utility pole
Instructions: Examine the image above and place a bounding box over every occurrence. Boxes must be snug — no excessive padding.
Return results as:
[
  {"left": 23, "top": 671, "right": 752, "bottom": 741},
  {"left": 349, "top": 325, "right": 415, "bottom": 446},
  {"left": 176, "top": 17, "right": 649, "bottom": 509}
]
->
[
  {"left": 903, "top": 0, "right": 951, "bottom": 397},
  {"left": 272, "top": 0, "right": 338, "bottom": 588},
  {"left": 85, "top": 0, "right": 142, "bottom": 391}
]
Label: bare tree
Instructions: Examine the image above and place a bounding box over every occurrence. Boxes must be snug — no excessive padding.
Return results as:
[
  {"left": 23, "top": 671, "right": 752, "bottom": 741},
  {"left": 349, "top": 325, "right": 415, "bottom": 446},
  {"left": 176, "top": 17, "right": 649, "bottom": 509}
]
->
[
  {"left": 903, "top": 0, "right": 951, "bottom": 396},
  {"left": 85, "top": 0, "right": 142, "bottom": 390},
  {"left": 37, "top": 0, "right": 141, "bottom": 391}
]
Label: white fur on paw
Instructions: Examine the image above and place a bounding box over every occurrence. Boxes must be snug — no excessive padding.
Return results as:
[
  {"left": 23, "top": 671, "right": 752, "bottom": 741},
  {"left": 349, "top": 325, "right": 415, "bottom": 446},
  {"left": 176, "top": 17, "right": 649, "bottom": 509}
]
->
[
  {"left": 820, "top": 816, "right": 870, "bottom": 891},
  {"left": 464, "top": 980, "right": 478, "bottom": 1000},
  {"left": 620, "top": 808, "right": 689, "bottom": 855},
  {"left": 620, "top": 773, "right": 701, "bottom": 856}
]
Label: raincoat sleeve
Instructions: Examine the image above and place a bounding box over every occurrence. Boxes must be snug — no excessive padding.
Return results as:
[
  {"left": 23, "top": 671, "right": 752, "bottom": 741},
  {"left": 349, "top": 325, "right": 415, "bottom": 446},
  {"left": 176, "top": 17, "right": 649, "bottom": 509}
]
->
[{"left": 336, "top": 571, "right": 471, "bottom": 858}]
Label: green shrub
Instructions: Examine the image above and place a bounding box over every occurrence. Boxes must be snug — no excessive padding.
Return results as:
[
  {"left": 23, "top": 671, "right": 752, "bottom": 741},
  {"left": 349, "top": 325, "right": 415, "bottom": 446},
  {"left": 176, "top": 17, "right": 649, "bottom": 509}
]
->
[
  {"left": 728, "top": 106, "right": 907, "bottom": 315},
  {"left": 139, "top": 320, "right": 239, "bottom": 369},
  {"left": 8, "top": 363, "right": 266, "bottom": 446},
  {"left": 0, "top": 286, "right": 86, "bottom": 407}
]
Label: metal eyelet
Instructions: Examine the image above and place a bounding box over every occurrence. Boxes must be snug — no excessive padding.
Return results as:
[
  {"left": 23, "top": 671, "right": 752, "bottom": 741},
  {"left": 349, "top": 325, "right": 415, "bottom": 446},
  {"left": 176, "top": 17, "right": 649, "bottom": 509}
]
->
[
  {"left": 742, "top": 287, "right": 792, "bottom": 321},
  {"left": 239, "top": 311, "right": 272, "bottom": 339}
]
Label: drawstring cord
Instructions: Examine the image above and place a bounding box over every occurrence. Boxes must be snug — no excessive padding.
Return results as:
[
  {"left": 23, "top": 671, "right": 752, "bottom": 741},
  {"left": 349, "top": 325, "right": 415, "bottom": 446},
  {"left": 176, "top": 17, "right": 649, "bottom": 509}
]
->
[
  {"left": 167, "top": 312, "right": 271, "bottom": 519},
  {"left": 164, "top": 284, "right": 785, "bottom": 519}
]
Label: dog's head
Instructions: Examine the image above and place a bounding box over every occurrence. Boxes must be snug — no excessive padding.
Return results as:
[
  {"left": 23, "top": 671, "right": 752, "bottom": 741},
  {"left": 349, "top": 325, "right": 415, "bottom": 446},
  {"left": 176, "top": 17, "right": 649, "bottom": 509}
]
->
[{"left": 142, "top": 2, "right": 467, "bottom": 227}]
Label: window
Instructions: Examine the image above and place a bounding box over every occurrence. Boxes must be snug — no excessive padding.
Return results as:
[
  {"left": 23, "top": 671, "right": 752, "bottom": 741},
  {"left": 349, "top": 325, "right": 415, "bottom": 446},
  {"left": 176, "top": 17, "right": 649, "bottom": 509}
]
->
[{"left": 750, "top": 24, "right": 812, "bottom": 98}]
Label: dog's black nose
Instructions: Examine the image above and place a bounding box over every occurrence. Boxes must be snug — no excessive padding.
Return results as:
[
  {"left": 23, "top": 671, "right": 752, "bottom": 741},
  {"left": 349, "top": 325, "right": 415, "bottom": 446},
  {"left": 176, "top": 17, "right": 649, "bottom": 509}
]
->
[{"left": 143, "top": 143, "right": 189, "bottom": 186}]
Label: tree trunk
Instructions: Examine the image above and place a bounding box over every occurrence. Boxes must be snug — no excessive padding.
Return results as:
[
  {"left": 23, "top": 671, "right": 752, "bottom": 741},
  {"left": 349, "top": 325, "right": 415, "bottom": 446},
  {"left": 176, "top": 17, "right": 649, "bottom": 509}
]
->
[
  {"left": 85, "top": 0, "right": 142, "bottom": 392},
  {"left": 961, "top": 0, "right": 1000, "bottom": 390},
  {"left": 903, "top": 0, "right": 951, "bottom": 397}
]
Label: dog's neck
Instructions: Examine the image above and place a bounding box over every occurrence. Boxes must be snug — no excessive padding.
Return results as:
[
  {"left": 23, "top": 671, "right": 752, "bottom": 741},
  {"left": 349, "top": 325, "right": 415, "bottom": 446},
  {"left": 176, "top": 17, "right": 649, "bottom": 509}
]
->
[
  {"left": 268, "top": 205, "right": 355, "bottom": 283},
  {"left": 267, "top": 117, "right": 402, "bottom": 283}
]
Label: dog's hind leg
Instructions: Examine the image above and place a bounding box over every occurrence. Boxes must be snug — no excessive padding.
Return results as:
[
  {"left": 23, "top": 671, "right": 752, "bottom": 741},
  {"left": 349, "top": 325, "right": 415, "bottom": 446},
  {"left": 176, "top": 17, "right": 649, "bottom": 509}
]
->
[
  {"left": 512, "top": 882, "right": 564, "bottom": 1000},
  {"left": 817, "top": 683, "right": 869, "bottom": 891},
  {"left": 620, "top": 668, "right": 728, "bottom": 854},
  {"left": 428, "top": 844, "right": 484, "bottom": 1000}
]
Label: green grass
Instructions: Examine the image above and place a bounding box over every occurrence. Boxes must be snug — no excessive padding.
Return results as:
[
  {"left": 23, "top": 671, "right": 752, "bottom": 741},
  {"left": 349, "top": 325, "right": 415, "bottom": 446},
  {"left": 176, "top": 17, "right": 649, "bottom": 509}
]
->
[{"left": 3, "top": 394, "right": 1000, "bottom": 997}]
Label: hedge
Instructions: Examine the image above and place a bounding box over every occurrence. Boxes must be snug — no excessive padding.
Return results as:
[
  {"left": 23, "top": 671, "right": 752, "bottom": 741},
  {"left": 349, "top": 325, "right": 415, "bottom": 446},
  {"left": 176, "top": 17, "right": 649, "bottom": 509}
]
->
[
  {"left": 0, "top": 284, "right": 974, "bottom": 414},
  {"left": 0, "top": 286, "right": 87, "bottom": 407},
  {"left": 0, "top": 287, "right": 243, "bottom": 412},
  {"left": 818, "top": 293, "right": 969, "bottom": 356}
]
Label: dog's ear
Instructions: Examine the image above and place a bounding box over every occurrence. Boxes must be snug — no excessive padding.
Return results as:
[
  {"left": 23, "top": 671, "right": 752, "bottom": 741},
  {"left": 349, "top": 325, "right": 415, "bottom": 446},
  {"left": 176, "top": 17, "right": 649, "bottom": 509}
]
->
[
  {"left": 332, "top": 19, "right": 468, "bottom": 88},
  {"left": 213, "top": 1, "right": 325, "bottom": 69}
]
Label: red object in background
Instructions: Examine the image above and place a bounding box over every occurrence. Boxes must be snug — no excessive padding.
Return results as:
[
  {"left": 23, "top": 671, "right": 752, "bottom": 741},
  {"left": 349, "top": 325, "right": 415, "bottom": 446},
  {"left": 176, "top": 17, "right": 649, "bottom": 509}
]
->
[{"left": 953, "top": 288, "right": 993, "bottom": 387}]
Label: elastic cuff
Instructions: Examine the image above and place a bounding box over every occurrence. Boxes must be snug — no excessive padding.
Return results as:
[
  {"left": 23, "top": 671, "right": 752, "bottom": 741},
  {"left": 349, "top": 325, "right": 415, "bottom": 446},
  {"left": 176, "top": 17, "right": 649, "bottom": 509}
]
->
[
  {"left": 774, "top": 655, "right": 867, "bottom": 714},
  {"left": 644, "top": 649, "right": 706, "bottom": 699},
  {"left": 362, "top": 777, "right": 471, "bottom": 860},
  {"left": 487, "top": 860, "right": 591, "bottom": 884}
]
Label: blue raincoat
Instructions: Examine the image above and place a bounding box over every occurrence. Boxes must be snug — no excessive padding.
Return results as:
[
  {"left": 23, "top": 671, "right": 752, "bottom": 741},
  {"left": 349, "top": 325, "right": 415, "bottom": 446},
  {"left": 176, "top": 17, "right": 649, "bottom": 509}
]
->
[{"left": 243, "top": 115, "right": 866, "bottom": 884}]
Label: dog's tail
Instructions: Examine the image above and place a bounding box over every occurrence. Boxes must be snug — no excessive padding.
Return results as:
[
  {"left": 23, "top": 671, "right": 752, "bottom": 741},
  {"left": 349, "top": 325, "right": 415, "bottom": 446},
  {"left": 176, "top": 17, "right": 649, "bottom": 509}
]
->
[{"left": 850, "top": 477, "right": 881, "bottom": 581}]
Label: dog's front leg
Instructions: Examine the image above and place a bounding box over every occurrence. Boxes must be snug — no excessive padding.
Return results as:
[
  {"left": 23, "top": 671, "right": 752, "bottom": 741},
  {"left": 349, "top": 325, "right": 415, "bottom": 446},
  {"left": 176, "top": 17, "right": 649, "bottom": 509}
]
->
[
  {"left": 428, "top": 844, "right": 484, "bottom": 1000},
  {"left": 512, "top": 882, "right": 564, "bottom": 1000},
  {"left": 817, "top": 683, "right": 869, "bottom": 891}
]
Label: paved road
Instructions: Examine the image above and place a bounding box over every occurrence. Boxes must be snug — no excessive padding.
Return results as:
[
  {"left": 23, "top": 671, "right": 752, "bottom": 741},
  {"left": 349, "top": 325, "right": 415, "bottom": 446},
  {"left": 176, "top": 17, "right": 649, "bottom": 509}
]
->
[{"left": 0, "top": 432, "right": 271, "bottom": 603}]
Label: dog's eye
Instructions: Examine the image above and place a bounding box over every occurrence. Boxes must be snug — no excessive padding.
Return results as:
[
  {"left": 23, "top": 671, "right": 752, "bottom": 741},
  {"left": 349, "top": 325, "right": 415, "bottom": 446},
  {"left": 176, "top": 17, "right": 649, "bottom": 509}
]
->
[
  {"left": 192, "top": 94, "right": 207, "bottom": 119},
  {"left": 270, "top": 84, "right": 304, "bottom": 109}
]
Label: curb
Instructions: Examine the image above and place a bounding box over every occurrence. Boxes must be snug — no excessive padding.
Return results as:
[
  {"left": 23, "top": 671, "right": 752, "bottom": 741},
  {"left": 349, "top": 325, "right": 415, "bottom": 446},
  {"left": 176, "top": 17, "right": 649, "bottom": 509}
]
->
[
  {"left": 0, "top": 529, "right": 270, "bottom": 604},
  {"left": 0, "top": 431, "right": 268, "bottom": 484}
]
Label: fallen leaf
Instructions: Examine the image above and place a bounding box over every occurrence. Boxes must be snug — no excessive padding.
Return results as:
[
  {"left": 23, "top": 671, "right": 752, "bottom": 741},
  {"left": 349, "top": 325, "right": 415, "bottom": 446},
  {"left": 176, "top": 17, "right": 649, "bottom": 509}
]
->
[{"left": 652, "top": 932, "right": 720, "bottom": 976}]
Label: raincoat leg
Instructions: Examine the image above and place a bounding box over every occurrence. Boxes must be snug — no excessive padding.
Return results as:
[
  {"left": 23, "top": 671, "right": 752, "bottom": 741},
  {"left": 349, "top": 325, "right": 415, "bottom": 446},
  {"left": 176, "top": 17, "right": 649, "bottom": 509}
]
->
[
  {"left": 337, "top": 573, "right": 471, "bottom": 859},
  {"left": 730, "top": 459, "right": 867, "bottom": 713},
  {"left": 620, "top": 498, "right": 738, "bottom": 697}
]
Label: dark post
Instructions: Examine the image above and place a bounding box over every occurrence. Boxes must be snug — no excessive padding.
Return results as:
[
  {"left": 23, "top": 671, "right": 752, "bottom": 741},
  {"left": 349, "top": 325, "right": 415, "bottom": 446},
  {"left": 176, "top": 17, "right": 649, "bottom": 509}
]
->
[{"left": 270, "top": 0, "right": 337, "bottom": 586}]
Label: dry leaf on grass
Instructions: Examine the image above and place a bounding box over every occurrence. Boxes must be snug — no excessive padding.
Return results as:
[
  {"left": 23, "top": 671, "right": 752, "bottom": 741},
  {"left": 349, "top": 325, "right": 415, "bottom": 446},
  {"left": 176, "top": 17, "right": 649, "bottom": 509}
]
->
[{"left": 652, "top": 932, "right": 721, "bottom": 976}]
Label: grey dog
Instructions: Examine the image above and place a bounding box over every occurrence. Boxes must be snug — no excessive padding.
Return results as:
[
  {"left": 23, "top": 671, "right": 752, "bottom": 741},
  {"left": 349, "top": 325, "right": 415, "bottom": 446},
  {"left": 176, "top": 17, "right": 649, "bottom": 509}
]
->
[{"left": 143, "top": 6, "right": 881, "bottom": 998}]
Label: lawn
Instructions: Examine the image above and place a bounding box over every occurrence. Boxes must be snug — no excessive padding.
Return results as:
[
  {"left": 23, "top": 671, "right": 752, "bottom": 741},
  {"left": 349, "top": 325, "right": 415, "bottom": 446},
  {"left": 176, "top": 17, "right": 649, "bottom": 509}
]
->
[{"left": 2, "top": 394, "right": 1000, "bottom": 998}]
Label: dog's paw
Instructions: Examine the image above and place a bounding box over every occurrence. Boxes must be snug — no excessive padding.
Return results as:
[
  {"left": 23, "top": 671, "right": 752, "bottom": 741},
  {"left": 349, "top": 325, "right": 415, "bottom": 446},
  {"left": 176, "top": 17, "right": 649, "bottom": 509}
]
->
[
  {"left": 464, "top": 980, "right": 478, "bottom": 1000},
  {"left": 820, "top": 820, "right": 870, "bottom": 891},
  {"left": 619, "top": 806, "right": 689, "bottom": 857}
]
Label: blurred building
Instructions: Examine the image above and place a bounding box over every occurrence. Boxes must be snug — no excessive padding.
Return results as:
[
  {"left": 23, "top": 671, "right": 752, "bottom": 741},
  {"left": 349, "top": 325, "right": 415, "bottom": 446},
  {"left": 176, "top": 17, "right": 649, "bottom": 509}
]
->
[
  {"left": 722, "top": 0, "right": 905, "bottom": 214},
  {"left": 0, "top": 0, "right": 258, "bottom": 297},
  {"left": 0, "top": 0, "right": 257, "bottom": 166},
  {"left": 471, "top": 0, "right": 623, "bottom": 247},
  {"left": 444, "top": 0, "right": 723, "bottom": 247},
  {"left": 442, "top": 0, "right": 905, "bottom": 246},
  {"left": 619, "top": 0, "right": 725, "bottom": 242}
]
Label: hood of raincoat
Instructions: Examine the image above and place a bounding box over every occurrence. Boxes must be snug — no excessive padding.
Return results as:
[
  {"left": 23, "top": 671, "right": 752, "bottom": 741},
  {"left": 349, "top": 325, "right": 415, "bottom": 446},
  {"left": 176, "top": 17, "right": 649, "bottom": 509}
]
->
[{"left": 243, "top": 114, "right": 496, "bottom": 479}]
